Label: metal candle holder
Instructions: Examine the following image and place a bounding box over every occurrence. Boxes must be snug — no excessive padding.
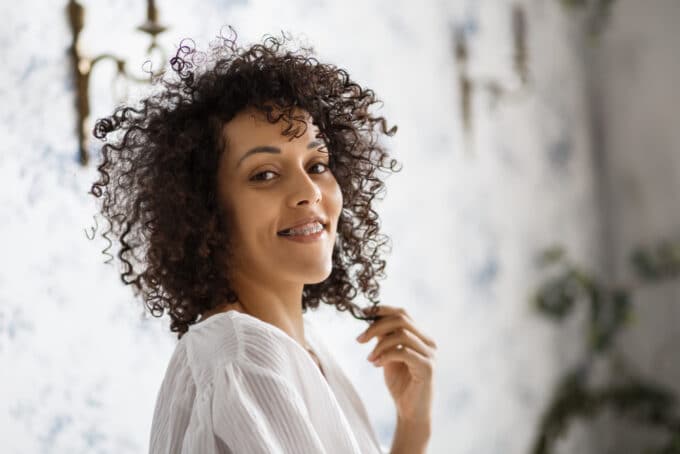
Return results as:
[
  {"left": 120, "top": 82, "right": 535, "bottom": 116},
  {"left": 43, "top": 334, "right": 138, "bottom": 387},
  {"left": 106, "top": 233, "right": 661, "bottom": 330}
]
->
[
  {"left": 67, "top": 0, "right": 169, "bottom": 165},
  {"left": 453, "top": 4, "right": 531, "bottom": 153}
]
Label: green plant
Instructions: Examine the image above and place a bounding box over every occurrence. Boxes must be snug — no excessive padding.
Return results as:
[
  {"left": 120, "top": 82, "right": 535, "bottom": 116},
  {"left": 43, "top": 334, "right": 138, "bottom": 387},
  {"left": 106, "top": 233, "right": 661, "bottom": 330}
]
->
[{"left": 531, "top": 240, "right": 680, "bottom": 454}]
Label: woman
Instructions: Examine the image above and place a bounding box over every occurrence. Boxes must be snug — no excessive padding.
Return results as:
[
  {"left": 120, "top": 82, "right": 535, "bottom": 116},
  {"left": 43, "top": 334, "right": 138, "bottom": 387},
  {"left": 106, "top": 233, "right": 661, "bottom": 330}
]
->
[{"left": 89, "top": 27, "right": 437, "bottom": 454}]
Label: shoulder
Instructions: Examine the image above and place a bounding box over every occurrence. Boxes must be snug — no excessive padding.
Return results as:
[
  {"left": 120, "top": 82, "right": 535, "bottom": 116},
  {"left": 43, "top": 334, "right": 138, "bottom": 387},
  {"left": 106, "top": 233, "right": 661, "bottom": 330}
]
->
[
  {"left": 231, "top": 312, "right": 303, "bottom": 378},
  {"left": 182, "top": 311, "right": 299, "bottom": 386},
  {"left": 156, "top": 335, "right": 192, "bottom": 391}
]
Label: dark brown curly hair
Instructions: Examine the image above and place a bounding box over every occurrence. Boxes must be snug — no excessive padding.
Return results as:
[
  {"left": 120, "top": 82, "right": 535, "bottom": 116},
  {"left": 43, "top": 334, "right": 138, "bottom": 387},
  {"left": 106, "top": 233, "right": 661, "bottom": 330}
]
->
[{"left": 88, "top": 27, "right": 401, "bottom": 339}]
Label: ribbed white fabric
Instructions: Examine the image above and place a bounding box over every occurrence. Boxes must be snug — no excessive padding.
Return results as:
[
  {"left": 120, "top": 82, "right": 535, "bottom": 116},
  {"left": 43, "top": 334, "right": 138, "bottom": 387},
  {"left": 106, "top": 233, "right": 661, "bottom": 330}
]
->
[{"left": 149, "top": 310, "right": 386, "bottom": 454}]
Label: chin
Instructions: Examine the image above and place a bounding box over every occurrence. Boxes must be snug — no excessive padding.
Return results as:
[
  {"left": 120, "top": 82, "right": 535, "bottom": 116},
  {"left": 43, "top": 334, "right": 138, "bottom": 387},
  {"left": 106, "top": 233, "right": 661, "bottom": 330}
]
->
[
  {"left": 308, "top": 268, "right": 333, "bottom": 284},
  {"left": 307, "top": 274, "right": 331, "bottom": 285},
  {"left": 298, "top": 262, "right": 334, "bottom": 285},
  {"left": 274, "top": 252, "right": 334, "bottom": 284}
]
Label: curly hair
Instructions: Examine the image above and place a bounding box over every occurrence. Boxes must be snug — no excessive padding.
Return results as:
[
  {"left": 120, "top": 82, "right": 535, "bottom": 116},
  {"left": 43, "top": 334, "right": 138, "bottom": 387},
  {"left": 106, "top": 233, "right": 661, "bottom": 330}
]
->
[{"left": 88, "top": 27, "right": 401, "bottom": 339}]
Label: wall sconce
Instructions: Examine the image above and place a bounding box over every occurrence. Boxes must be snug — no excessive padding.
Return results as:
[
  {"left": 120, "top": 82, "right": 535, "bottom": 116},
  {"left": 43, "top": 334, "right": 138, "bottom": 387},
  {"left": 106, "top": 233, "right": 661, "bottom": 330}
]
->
[
  {"left": 453, "top": 4, "right": 531, "bottom": 152},
  {"left": 67, "top": 0, "right": 169, "bottom": 166}
]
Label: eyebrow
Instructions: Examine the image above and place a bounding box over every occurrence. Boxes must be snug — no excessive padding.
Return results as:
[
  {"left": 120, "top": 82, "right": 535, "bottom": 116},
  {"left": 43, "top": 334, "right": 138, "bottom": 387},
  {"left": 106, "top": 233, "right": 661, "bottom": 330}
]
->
[{"left": 236, "top": 139, "right": 326, "bottom": 168}]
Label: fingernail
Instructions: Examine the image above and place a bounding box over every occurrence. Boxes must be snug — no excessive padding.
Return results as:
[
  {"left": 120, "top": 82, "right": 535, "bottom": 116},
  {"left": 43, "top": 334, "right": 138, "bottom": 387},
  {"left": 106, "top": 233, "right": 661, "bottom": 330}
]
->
[{"left": 356, "top": 331, "right": 366, "bottom": 341}]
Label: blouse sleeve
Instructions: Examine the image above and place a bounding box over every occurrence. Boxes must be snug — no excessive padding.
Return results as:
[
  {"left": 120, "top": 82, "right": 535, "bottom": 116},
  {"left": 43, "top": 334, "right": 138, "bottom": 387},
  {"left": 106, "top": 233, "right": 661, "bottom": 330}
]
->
[
  {"left": 149, "top": 327, "right": 329, "bottom": 454},
  {"left": 148, "top": 339, "right": 232, "bottom": 454},
  {"left": 209, "top": 359, "right": 327, "bottom": 454},
  {"left": 148, "top": 340, "right": 198, "bottom": 453}
]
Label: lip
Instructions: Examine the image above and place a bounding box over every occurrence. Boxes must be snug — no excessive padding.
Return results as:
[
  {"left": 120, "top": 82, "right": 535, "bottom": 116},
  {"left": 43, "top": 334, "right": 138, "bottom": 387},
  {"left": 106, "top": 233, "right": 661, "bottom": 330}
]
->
[
  {"left": 278, "top": 227, "right": 327, "bottom": 243},
  {"left": 277, "top": 216, "right": 328, "bottom": 233}
]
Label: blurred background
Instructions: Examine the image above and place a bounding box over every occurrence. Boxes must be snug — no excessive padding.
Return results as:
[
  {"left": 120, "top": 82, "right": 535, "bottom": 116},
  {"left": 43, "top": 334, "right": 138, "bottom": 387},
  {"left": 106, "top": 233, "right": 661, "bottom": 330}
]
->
[{"left": 2, "top": 0, "right": 680, "bottom": 453}]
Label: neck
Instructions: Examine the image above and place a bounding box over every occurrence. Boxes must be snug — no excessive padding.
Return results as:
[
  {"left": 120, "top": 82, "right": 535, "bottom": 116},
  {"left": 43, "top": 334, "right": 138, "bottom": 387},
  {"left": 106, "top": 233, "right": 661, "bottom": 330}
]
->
[{"left": 228, "top": 268, "right": 307, "bottom": 348}]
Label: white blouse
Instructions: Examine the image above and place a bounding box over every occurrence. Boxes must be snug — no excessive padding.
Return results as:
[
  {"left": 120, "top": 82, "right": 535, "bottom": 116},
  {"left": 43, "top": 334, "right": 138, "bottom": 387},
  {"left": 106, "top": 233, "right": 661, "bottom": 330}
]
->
[{"left": 148, "top": 310, "right": 386, "bottom": 454}]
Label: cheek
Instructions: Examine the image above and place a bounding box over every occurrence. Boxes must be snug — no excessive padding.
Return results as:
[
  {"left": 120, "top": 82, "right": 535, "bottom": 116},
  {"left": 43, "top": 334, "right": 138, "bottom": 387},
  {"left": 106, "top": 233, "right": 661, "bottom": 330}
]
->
[
  {"left": 242, "top": 199, "right": 271, "bottom": 225},
  {"left": 326, "top": 179, "right": 343, "bottom": 215},
  {"left": 226, "top": 194, "right": 266, "bottom": 238}
]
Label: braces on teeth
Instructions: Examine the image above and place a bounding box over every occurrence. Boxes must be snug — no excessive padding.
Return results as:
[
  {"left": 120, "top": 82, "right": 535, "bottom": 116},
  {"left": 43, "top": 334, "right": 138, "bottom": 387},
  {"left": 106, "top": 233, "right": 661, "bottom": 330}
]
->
[{"left": 280, "top": 222, "right": 324, "bottom": 236}]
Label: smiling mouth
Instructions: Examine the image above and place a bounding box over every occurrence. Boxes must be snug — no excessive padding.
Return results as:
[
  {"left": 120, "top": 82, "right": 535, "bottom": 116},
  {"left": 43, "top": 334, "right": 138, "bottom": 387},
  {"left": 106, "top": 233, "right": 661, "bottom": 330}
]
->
[{"left": 277, "top": 222, "right": 327, "bottom": 236}]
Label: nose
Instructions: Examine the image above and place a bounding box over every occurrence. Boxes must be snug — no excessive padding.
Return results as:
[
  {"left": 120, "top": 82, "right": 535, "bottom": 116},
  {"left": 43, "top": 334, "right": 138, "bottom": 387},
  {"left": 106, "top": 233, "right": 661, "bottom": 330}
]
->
[{"left": 287, "top": 167, "right": 322, "bottom": 207}]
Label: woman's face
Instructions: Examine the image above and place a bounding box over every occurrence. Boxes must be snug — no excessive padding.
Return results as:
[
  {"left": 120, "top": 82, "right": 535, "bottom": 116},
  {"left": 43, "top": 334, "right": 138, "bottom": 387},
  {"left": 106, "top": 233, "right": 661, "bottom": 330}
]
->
[{"left": 216, "top": 106, "right": 343, "bottom": 286}]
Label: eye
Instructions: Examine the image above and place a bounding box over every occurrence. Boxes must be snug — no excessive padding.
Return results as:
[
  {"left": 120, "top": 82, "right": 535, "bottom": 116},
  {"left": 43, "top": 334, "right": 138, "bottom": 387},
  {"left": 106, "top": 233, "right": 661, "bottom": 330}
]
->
[
  {"left": 309, "top": 162, "right": 330, "bottom": 174},
  {"left": 250, "top": 170, "right": 278, "bottom": 182}
]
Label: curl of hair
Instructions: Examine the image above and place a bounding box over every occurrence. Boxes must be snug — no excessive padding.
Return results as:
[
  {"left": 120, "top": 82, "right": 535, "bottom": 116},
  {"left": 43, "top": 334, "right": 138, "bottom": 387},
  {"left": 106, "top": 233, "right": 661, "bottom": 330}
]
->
[{"left": 89, "top": 26, "right": 401, "bottom": 339}]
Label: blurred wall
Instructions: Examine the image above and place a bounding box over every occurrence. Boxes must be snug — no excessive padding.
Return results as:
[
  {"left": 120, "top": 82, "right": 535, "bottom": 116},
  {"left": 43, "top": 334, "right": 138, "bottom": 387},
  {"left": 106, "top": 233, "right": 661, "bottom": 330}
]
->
[
  {"left": 582, "top": 0, "right": 680, "bottom": 451},
  {"left": 0, "top": 0, "right": 677, "bottom": 453}
]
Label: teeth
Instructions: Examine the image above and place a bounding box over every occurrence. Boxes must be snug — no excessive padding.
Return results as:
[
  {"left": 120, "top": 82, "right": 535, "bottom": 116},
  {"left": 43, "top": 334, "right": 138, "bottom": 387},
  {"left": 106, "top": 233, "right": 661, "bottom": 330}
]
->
[{"left": 280, "top": 222, "right": 324, "bottom": 236}]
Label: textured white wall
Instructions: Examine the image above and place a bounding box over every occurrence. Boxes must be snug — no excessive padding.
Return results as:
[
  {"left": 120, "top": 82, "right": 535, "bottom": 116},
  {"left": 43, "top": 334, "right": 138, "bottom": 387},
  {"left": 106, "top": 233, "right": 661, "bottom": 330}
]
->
[{"left": 2, "top": 0, "right": 676, "bottom": 453}]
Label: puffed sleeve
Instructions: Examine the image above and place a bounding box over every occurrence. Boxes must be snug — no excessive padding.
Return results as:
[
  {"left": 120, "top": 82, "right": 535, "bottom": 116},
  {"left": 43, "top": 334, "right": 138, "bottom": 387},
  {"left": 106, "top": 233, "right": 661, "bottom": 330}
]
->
[
  {"left": 148, "top": 340, "right": 193, "bottom": 452},
  {"left": 148, "top": 340, "right": 231, "bottom": 454},
  {"left": 209, "top": 358, "right": 327, "bottom": 454}
]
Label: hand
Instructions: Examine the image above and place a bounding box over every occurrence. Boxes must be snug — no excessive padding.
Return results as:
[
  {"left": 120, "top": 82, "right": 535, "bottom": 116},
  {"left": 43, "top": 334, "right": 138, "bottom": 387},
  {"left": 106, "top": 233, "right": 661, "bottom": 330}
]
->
[{"left": 356, "top": 305, "right": 437, "bottom": 425}]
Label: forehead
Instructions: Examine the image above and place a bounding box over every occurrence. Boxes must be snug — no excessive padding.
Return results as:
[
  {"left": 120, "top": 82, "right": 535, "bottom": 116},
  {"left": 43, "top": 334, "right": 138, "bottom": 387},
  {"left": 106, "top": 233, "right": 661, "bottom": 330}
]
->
[{"left": 222, "top": 106, "right": 319, "bottom": 155}]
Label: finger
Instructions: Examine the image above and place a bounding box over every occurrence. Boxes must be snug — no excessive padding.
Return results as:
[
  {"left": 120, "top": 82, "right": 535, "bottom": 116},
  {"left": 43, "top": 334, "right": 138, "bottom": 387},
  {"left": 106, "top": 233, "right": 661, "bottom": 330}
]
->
[
  {"left": 361, "top": 304, "right": 411, "bottom": 321},
  {"left": 361, "top": 305, "right": 437, "bottom": 348},
  {"left": 367, "top": 328, "right": 433, "bottom": 362},
  {"left": 358, "top": 312, "right": 437, "bottom": 349},
  {"left": 373, "top": 344, "right": 434, "bottom": 381}
]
